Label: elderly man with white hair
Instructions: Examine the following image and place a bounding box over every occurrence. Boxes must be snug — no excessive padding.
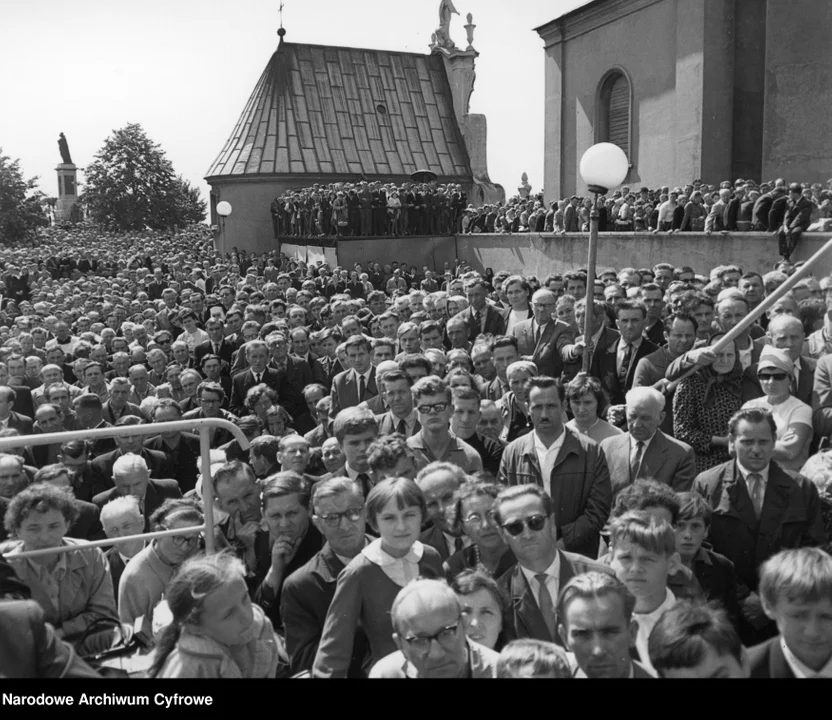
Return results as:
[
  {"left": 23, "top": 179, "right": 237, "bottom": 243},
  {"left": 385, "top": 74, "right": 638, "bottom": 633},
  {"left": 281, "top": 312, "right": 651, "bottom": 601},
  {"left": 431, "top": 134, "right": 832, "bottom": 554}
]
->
[
  {"left": 92, "top": 453, "right": 181, "bottom": 531},
  {"left": 369, "top": 578, "right": 499, "bottom": 678},
  {"left": 100, "top": 495, "right": 145, "bottom": 595},
  {"left": 600, "top": 387, "right": 697, "bottom": 496}
]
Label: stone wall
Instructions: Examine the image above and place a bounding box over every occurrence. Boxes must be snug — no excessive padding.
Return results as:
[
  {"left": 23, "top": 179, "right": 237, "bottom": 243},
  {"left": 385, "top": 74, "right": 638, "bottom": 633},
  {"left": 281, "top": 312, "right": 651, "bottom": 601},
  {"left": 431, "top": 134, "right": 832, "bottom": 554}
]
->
[{"left": 302, "top": 232, "right": 832, "bottom": 276}]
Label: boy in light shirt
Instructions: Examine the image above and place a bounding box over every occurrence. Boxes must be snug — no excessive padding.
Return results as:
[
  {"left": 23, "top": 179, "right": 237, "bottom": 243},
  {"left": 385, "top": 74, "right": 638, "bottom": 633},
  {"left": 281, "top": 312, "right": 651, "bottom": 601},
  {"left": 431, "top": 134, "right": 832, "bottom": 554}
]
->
[{"left": 608, "top": 511, "right": 679, "bottom": 676}]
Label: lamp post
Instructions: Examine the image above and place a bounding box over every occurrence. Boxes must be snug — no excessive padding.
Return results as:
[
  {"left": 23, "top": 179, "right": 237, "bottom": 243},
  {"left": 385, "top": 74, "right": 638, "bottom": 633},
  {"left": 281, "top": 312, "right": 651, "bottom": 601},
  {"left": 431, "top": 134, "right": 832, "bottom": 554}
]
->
[
  {"left": 216, "top": 201, "right": 232, "bottom": 255},
  {"left": 578, "top": 143, "right": 629, "bottom": 372}
]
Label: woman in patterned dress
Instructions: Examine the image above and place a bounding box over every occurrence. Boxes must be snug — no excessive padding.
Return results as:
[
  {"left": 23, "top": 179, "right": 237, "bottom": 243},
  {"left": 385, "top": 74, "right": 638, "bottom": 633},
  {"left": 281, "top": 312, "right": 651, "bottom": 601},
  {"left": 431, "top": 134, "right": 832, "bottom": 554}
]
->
[{"left": 673, "top": 335, "right": 757, "bottom": 473}]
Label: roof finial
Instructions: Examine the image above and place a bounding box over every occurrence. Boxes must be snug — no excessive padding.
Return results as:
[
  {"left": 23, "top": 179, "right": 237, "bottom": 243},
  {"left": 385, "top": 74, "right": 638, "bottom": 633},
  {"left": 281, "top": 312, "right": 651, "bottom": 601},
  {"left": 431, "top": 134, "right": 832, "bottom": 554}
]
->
[{"left": 277, "top": 1, "right": 286, "bottom": 39}]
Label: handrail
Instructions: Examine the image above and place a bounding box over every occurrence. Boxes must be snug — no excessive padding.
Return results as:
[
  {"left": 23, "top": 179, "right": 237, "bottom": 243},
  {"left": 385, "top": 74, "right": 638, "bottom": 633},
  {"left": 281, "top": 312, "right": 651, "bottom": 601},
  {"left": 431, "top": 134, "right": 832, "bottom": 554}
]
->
[
  {"left": 6, "top": 525, "right": 206, "bottom": 560},
  {"left": 0, "top": 419, "right": 250, "bottom": 557}
]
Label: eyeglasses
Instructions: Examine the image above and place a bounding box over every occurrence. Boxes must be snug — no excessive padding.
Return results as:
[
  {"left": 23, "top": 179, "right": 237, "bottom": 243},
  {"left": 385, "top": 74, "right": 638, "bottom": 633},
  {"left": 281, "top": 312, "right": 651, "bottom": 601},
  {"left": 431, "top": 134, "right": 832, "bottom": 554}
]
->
[
  {"left": 401, "top": 620, "right": 461, "bottom": 654},
  {"left": 316, "top": 507, "right": 364, "bottom": 527},
  {"left": 417, "top": 402, "right": 448, "bottom": 415},
  {"left": 501, "top": 514, "right": 548, "bottom": 536},
  {"left": 170, "top": 533, "right": 201, "bottom": 547},
  {"left": 759, "top": 372, "right": 788, "bottom": 381},
  {"left": 464, "top": 511, "right": 497, "bottom": 527},
  {"left": 157, "top": 338, "right": 172, "bottom": 345}
]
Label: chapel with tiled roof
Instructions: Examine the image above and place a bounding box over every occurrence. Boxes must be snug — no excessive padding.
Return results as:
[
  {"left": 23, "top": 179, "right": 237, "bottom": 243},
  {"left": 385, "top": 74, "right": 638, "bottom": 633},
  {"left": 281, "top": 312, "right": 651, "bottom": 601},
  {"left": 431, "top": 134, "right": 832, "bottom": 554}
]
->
[{"left": 206, "top": 19, "right": 503, "bottom": 253}]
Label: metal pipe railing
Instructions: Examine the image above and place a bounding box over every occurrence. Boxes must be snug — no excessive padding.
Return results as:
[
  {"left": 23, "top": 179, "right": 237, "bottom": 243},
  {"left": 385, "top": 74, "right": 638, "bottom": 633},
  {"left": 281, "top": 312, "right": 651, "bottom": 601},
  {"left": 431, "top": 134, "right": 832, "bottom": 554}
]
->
[{"left": 0, "top": 418, "right": 250, "bottom": 558}]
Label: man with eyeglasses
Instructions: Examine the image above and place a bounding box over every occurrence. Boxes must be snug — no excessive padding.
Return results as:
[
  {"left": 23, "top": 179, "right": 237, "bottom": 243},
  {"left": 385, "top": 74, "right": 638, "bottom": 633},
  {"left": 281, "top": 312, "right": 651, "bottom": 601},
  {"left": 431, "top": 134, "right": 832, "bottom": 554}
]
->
[
  {"left": 499, "top": 376, "right": 611, "bottom": 558},
  {"left": 281, "top": 476, "right": 372, "bottom": 677},
  {"left": 407, "top": 376, "right": 483, "bottom": 474},
  {"left": 370, "top": 578, "right": 499, "bottom": 678},
  {"left": 494, "top": 484, "right": 612, "bottom": 646},
  {"left": 182, "top": 381, "right": 235, "bottom": 447},
  {"left": 512, "top": 289, "right": 575, "bottom": 378}
]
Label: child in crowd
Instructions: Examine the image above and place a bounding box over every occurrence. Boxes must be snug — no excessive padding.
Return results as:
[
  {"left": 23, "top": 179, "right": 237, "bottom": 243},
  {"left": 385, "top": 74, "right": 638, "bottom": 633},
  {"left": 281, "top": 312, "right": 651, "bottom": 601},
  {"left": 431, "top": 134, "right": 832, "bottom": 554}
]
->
[
  {"left": 150, "top": 552, "right": 284, "bottom": 678},
  {"left": 312, "top": 477, "right": 443, "bottom": 677},
  {"left": 648, "top": 600, "right": 747, "bottom": 678},
  {"left": 495, "top": 639, "right": 572, "bottom": 678},
  {"left": 749, "top": 547, "right": 832, "bottom": 678},
  {"left": 608, "top": 511, "right": 679, "bottom": 677},
  {"left": 675, "top": 492, "right": 740, "bottom": 623}
]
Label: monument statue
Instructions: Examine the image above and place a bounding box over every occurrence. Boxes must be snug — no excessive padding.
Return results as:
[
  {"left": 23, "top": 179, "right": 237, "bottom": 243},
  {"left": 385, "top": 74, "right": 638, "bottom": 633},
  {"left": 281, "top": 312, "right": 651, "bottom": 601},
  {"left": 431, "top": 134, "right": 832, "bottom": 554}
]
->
[
  {"left": 518, "top": 172, "right": 532, "bottom": 199},
  {"left": 434, "top": 0, "right": 459, "bottom": 50},
  {"left": 58, "top": 133, "right": 73, "bottom": 165}
]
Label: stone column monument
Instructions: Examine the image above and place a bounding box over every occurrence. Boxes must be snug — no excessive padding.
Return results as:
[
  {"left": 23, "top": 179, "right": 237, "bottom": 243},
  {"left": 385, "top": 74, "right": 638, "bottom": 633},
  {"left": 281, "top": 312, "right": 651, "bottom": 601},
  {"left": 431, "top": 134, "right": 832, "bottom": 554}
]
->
[{"left": 55, "top": 132, "right": 78, "bottom": 223}]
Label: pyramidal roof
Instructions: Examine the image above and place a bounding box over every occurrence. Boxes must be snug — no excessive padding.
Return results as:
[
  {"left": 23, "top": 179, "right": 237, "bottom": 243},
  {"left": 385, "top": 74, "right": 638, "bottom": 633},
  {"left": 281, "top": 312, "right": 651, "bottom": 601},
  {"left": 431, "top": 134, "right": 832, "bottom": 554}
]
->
[{"left": 205, "top": 38, "right": 473, "bottom": 181}]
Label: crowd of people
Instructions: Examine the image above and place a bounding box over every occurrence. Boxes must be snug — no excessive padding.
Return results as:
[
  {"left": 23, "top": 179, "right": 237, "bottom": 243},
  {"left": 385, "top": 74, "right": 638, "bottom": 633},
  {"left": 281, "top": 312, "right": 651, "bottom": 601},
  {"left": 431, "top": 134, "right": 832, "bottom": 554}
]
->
[
  {"left": 271, "top": 177, "right": 832, "bottom": 261},
  {"left": 1, "top": 220, "right": 832, "bottom": 681}
]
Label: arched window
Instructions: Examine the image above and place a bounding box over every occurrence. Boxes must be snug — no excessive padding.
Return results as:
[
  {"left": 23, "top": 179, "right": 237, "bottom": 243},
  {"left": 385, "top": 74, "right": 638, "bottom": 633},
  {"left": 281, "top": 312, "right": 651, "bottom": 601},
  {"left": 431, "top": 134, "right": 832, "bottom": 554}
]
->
[{"left": 596, "top": 69, "right": 632, "bottom": 161}]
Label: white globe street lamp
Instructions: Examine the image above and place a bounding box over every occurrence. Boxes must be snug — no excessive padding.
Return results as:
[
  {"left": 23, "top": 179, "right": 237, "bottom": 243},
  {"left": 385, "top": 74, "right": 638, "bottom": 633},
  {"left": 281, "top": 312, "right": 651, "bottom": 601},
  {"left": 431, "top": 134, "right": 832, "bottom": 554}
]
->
[
  {"left": 216, "top": 201, "right": 232, "bottom": 254},
  {"left": 578, "top": 143, "right": 629, "bottom": 372}
]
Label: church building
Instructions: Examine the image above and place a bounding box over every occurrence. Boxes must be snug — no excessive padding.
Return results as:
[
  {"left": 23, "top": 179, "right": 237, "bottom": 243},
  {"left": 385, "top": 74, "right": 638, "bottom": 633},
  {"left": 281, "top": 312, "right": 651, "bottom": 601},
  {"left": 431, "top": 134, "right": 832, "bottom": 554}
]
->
[{"left": 536, "top": 0, "right": 832, "bottom": 198}]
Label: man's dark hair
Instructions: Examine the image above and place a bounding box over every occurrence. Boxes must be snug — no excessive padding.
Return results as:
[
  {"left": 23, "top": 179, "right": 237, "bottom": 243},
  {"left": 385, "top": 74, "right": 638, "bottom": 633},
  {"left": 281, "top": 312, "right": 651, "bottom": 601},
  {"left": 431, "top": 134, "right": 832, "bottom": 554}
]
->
[
  {"left": 727, "top": 407, "right": 777, "bottom": 438},
  {"left": 611, "top": 479, "right": 682, "bottom": 524}
]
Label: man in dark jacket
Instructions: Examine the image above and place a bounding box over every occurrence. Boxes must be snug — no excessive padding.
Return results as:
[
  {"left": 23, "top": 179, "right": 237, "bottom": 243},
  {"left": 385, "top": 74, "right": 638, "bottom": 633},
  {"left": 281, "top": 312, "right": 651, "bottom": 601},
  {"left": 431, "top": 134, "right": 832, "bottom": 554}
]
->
[{"left": 778, "top": 183, "right": 814, "bottom": 260}]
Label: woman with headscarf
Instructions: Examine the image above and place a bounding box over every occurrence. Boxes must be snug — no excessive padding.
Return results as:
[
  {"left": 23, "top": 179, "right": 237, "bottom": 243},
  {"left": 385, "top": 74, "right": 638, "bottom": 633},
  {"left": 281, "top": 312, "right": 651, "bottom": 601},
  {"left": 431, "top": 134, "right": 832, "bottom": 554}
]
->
[{"left": 673, "top": 334, "right": 759, "bottom": 473}]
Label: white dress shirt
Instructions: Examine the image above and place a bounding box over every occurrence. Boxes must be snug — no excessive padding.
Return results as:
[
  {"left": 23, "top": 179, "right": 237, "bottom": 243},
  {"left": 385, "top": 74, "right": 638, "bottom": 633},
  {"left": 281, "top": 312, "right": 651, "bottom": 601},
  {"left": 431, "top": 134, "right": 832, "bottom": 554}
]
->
[
  {"left": 362, "top": 538, "right": 423, "bottom": 587},
  {"left": 634, "top": 588, "right": 676, "bottom": 677},
  {"left": 781, "top": 637, "right": 832, "bottom": 678},
  {"left": 534, "top": 430, "right": 567, "bottom": 497},
  {"left": 520, "top": 555, "right": 561, "bottom": 614},
  {"left": 736, "top": 461, "right": 770, "bottom": 498},
  {"left": 738, "top": 343, "right": 753, "bottom": 370}
]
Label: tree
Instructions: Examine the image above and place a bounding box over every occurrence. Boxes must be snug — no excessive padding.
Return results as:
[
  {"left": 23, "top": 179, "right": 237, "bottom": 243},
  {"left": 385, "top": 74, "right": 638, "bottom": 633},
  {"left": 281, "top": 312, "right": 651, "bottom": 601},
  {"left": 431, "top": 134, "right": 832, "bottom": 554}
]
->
[
  {"left": 0, "top": 150, "right": 49, "bottom": 244},
  {"left": 82, "top": 123, "right": 206, "bottom": 231}
]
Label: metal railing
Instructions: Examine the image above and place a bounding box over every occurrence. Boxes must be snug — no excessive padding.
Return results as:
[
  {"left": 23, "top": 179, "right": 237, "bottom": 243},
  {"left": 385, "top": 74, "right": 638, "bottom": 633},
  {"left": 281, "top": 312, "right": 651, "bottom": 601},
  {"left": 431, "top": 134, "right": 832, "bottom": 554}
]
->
[{"left": 0, "top": 419, "right": 250, "bottom": 559}]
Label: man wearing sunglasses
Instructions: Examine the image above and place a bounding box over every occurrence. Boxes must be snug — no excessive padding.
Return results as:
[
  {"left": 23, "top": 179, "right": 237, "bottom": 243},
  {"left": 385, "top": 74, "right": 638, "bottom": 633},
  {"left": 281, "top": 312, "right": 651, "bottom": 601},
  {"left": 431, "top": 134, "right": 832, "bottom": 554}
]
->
[
  {"left": 407, "top": 376, "right": 483, "bottom": 474},
  {"left": 370, "top": 578, "right": 499, "bottom": 678},
  {"left": 495, "top": 484, "right": 611, "bottom": 646},
  {"left": 281, "top": 476, "right": 372, "bottom": 677}
]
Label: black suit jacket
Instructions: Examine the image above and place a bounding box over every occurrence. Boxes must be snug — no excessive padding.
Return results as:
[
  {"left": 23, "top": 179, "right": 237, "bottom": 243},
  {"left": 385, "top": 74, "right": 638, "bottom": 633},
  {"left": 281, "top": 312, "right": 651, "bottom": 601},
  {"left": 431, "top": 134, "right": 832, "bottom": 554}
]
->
[
  {"left": 91, "top": 447, "right": 173, "bottom": 487},
  {"left": 8, "top": 386, "right": 35, "bottom": 425},
  {"left": 92, "top": 479, "right": 182, "bottom": 532},
  {"left": 5, "top": 410, "right": 34, "bottom": 436},
  {"left": 330, "top": 367, "right": 378, "bottom": 417},
  {"left": 144, "top": 433, "right": 201, "bottom": 493},
  {"left": 105, "top": 546, "right": 128, "bottom": 598},
  {"left": 454, "top": 304, "right": 507, "bottom": 343},
  {"left": 694, "top": 460, "right": 826, "bottom": 593},
  {"left": 563, "top": 327, "right": 621, "bottom": 384},
  {"left": 67, "top": 499, "right": 104, "bottom": 541},
  {"left": 598, "top": 337, "right": 659, "bottom": 406},
  {"left": 512, "top": 318, "right": 575, "bottom": 379},
  {"left": 280, "top": 541, "right": 372, "bottom": 677},
  {"left": 230, "top": 366, "right": 281, "bottom": 415},
  {"left": 499, "top": 551, "right": 613, "bottom": 645},
  {"left": 275, "top": 356, "right": 315, "bottom": 432},
  {"left": 747, "top": 636, "right": 796, "bottom": 678},
  {"left": 195, "top": 338, "right": 235, "bottom": 369}
]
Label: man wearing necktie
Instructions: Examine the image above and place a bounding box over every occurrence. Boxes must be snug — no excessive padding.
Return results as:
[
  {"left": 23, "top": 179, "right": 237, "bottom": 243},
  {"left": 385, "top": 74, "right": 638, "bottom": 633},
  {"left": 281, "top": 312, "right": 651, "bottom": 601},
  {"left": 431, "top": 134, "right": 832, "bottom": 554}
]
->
[
  {"left": 230, "top": 340, "right": 281, "bottom": 414},
  {"left": 195, "top": 319, "right": 232, "bottom": 369},
  {"left": 495, "top": 485, "right": 612, "bottom": 645},
  {"left": 693, "top": 407, "right": 826, "bottom": 647},
  {"left": 604, "top": 300, "right": 657, "bottom": 408},
  {"left": 330, "top": 336, "right": 377, "bottom": 418},
  {"left": 512, "top": 289, "right": 576, "bottom": 378},
  {"left": 457, "top": 277, "right": 505, "bottom": 343}
]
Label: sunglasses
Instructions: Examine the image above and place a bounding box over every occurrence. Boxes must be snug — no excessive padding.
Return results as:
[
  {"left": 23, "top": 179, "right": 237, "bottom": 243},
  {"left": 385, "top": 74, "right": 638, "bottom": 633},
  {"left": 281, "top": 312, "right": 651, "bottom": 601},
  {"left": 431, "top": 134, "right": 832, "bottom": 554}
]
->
[
  {"left": 417, "top": 403, "right": 448, "bottom": 415},
  {"left": 501, "top": 514, "right": 548, "bottom": 536},
  {"left": 759, "top": 372, "right": 788, "bottom": 381}
]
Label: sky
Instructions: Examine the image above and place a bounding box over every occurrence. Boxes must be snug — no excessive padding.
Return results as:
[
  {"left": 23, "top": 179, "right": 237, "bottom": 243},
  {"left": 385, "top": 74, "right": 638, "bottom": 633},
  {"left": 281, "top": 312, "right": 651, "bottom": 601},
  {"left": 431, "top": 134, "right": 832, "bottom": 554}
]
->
[{"left": 2, "top": 0, "right": 588, "bottom": 208}]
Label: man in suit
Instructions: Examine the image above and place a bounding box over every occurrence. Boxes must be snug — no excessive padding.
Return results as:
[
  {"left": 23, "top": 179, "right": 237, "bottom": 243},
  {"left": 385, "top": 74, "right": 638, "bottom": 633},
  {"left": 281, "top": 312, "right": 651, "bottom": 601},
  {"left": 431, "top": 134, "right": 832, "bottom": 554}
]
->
[
  {"left": 748, "top": 548, "right": 832, "bottom": 678},
  {"left": 637, "top": 283, "right": 667, "bottom": 347},
  {"left": 778, "top": 183, "right": 814, "bottom": 260},
  {"left": 455, "top": 276, "right": 506, "bottom": 343},
  {"left": 513, "top": 289, "right": 575, "bottom": 378},
  {"left": 563, "top": 299, "right": 621, "bottom": 384},
  {"left": 562, "top": 196, "right": 580, "bottom": 233},
  {"left": 99, "top": 495, "right": 145, "bottom": 597},
  {"left": 752, "top": 185, "right": 785, "bottom": 231},
  {"left": 596, "top": 300, "right": 658, "bottom": 407},
  {"left": 0, "top": 386, "right": 33, "bottom": 436},
  {"left": 91, "top": 416, "right": 173, "bottom": 486},
  {"left": 321, "top": 408, "right": 379, "bottom": 500},
  {"left": 230, "top": 340, "right": 281, "bottom": 415},
  {"left": 194, "top": 318, "right": 235, "bottom": 369},
  {"left": 704, "top": 188, "right": 732, "bottom": 234},
  {"left": 499, "top": 377, "right": 612, "bottom": 559},
  {"left": 694, "top": 408, "right": 825, "bottom": 646},
  {"left": 330, "top": 335, "right": 377, "bottom": 418},
  {"left": 289, "top": 327, "right": 329, "bottom": 387},
  {"left": 601, "top": 387, "right": 696, "bottom": 496},
  {"left": 632, "top": 312, "right": 698, "bottom": 437},
  {"left": 374, "top": 370, "right": 420, "bottom": 438},
  {"left": 495, "top": 484, "right": 612, "bottom": 646},
  {"left": 92, "top": 454, "right": 181, "bottom": 532},
  {"left": 268, "top": 334, "right": 315, "bottom": 433},
  {"left": 450, "top": 387, "right": 505, "bottom": 479},
  {"left": 281, "top": 476, "right": 371, "bottom": 677},
  {"left": 144, "top": 399, "right": 200, "bottom": 493}
]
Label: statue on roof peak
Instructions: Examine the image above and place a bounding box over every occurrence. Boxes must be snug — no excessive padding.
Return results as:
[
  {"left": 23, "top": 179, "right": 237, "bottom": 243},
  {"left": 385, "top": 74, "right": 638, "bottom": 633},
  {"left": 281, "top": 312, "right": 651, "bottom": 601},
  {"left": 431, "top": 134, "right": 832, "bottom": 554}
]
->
[{"left": 433, "top": 0, "right": 459, "bottom": 50}]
